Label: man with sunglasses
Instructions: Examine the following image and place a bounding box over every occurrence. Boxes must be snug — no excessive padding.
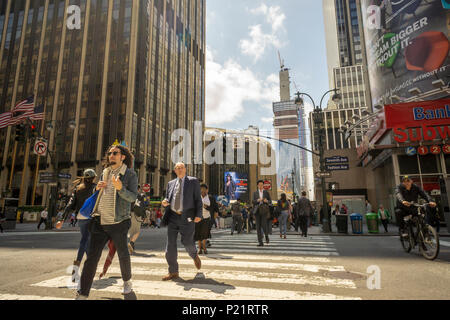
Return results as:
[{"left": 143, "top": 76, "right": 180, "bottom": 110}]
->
[{"left": 76, "top": 145, "right": 138, "bottom": 300}]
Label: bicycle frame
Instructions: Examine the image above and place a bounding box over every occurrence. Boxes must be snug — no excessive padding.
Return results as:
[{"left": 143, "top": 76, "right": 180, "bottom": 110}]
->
[{"left": 405, "top": 205, "right": 428, "bottom": 248}]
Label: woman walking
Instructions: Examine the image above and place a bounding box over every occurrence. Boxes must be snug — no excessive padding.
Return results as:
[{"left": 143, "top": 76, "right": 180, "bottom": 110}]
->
[
  {"left": 195, "top": 184, "right": 216, "bottom": 254},
  {"left": 377, "top": 204, "right": 391, "bottom": 233},
  {"left": 59, "top": 169, "right": 97, "bottom": 282},
  {"left": 277, "top": 194, "right": 291, "bottom": 239}
]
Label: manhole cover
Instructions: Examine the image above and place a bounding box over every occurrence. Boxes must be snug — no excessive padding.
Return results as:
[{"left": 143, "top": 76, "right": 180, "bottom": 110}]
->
[{"left": 323, "top": 271, "right": 366, "bottom": 280}]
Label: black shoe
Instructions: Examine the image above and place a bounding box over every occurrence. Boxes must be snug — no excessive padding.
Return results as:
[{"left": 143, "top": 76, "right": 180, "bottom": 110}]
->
[
  {"left": 265, "top": 236, "right": 269, "bottom": 244},
  {"left": 257, "top": 243, "right": 264, "bottom": 247}
]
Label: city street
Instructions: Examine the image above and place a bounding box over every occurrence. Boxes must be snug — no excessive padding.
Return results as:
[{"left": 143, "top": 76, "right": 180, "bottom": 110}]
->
[{"left": 0, "top": 224, "right": 449, "bottom": 300}]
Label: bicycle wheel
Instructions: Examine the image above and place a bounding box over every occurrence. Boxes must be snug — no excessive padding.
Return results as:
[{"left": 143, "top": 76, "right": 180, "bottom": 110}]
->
[
  {"left": 419, "top": 224, "right": 439, "bottom": 260},
  {"left": 399, "top": 226, "right": 412, "bottom": 253}
]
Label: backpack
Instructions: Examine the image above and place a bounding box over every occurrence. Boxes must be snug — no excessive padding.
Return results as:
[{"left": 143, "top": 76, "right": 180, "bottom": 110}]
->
[
  {"left": 231, "top": 203, "right": 242, "bottom": 216},
  {"left": 133, "top": 194, "right": 147, "bottom": 218}
]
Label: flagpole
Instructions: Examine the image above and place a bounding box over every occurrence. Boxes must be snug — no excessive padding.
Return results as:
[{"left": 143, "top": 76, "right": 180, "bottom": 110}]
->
[
  {"left": 8, "top": 141, "right": 18, "bottom": 191},
  {"left": 31, "top": 100, "right": 46, "bottom": 206},
  {"left": 18, "top": 122, "right": 31, "bottom": 206}
]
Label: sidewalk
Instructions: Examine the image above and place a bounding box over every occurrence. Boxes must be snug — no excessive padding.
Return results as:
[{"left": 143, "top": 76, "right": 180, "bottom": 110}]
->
[
  {"left": 305, "top": 221, "right": 450, "bottom": 237},
  {"left": 1, "top": 222, "right": 80, "bottom": 233}
]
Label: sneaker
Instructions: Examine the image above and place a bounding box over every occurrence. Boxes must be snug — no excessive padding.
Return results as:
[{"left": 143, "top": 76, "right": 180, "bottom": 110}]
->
[{"left": 123, "top": 280, "right": 133, "bottom": 295}]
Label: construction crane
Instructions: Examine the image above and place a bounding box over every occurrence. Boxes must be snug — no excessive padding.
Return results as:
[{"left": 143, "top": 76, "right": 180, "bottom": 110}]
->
[{"left": 278, "top": 51, "right": 285, "bottom": 70}]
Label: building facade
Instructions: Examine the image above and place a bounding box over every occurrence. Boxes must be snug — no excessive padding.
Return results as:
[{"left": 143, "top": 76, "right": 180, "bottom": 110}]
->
[
  {"left": 0, "top": 0, "right": 206, "bottom": 206},
  {"left": 205, "top": 126, "right": 278, "bottom": 204}
]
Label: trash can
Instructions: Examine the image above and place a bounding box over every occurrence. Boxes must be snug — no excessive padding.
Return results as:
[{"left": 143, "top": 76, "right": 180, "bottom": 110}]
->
[
  {"left": 4, "top": 206, "right": 18, "bottom": 230},
  {"left": 336, "top": 214, "right": 348, "bottom": 234},
  {"left": 350, "top": 213, "right": 363, "bottom": 234},
  {"left": 312, "top": 212, "right": 319, "bottom": 226},
  {"left": 366, "top": 213, "right": 379, "bottom": 234}
]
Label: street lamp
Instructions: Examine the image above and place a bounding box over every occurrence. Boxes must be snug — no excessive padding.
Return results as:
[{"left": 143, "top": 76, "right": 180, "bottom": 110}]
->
[
  {"left": 295, "top": 89, "right": 341, "bottom": 233},
  {"left": 44, "top": 119, "right": 76, "bottom": 230}
]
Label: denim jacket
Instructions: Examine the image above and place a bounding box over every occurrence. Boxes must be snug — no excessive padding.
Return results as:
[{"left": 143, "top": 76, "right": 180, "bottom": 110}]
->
[{"left": 92, "top": 164, "right": 138, "bottom": 223}]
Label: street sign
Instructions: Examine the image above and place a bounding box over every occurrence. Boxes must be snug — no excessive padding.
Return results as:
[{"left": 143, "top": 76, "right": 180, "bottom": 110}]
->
[
  {"left": 316, "top": 172, "right": 332, "bottom": 178},
  {"left": 325, "top": 156, "right": 349, "bottom": 164},
  {"left": 417, "top": 146, "right": 429, "bottom": 156},
  {"left": 430, "top": 145, "right": 441, "bottom": 155},
  {"left": 33, "top": 140, "right": 47, "bottom": 156},
  {"left": 39, "top": 172, "right": 56, "bottom": 184},
  {"left": 443, "top": 144, "right": 450, "bottom": 154},
  {"left": 326, "top": 164, "right": 349, "bottom": 171},
  {"left": 58, "top": 173, "right": 72, "bottom": 180},
  {"left": 142, "top": 184, "right": 151, "bottom": 193},
  {"left": 405, "top": 147, "right": 417, "bottom": 156}
]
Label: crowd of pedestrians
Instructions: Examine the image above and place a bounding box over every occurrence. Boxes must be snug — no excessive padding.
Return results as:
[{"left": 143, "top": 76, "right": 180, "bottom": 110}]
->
[{"left": 43, "top": 143, "right": 444, "bottom": 301}]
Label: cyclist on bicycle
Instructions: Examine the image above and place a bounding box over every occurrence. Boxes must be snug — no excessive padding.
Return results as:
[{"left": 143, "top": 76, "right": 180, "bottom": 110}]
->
[{"left": 395, "top": 176, "right": 436, "bottom": 236}]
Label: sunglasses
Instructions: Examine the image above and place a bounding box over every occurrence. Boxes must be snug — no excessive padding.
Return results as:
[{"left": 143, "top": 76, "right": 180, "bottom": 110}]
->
[{"left": 108, "top": 151, "right": 121, "bottom": 156}]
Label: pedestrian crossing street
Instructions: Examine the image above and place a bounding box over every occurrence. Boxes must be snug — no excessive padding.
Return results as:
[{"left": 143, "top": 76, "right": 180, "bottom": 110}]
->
[{"left": 1, "top": 232, "right": 365, "bottom": 300}]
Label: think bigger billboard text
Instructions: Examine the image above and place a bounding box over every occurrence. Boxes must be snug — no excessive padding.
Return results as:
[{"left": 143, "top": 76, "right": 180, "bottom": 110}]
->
[{"left": 361, "top": 0, "right": 450, "bottom": 105}]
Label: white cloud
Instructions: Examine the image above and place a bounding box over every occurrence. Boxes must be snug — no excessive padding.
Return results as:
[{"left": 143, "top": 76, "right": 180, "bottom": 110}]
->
[
  {"left": 205, "top": 47, "right": 279, "bottom": 126},
  {"left": 250, "top": 4, "right": 286, "bottom": 32},
  {"left": 240, "top": 4, "right": 287, "bottom": 62}
]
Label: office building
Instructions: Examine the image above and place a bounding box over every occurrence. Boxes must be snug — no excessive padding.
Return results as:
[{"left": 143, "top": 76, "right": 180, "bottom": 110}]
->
[{"left": 0, "top": 0, "right": 206, "bottom": 206}]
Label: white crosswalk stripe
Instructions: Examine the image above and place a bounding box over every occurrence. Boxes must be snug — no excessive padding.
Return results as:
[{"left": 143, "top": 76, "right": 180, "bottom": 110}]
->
[
  {"left": 2, "top": 233, "right": 362, "bottom": 300},
  {"left": 200, "top": 233, "right": 340, "bottom": 256},
  {"left": 32, "top": 276, "right": 359, "bottom": 300},
  {"left": 26, "top": 248, "right": 361, "bottom": 300}
]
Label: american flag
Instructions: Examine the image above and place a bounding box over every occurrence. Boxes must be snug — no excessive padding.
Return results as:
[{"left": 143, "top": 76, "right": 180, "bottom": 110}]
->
[
  {"left": 29, "top": 104, "right": 44, "bottom": 121},
  {"left": 0, "top": 111, "right": 12, "bottom": 129},
  {"left": 13, "top": 96, "right": 35, "bottom": 112}
]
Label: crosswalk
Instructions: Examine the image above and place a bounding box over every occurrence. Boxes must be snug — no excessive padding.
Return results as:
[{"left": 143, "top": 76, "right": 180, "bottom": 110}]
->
[
  {"left": 1, "top": 232, "right": 364, "bottom": 300},
  {"left": 202, "top": 232, "right": 340, "bottom": 256}
]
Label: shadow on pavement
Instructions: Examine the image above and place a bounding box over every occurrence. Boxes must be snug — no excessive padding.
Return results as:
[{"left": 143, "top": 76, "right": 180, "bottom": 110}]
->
[{"left": 174, "top": 272, "right": 235, "bottom": 294}]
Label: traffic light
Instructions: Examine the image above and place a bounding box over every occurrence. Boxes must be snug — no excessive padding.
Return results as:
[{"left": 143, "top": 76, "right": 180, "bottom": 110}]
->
[
  {"left": 15, "top": 124, "right": 26, "bottom": 142},
  {"left": 30, "top": 124, "right": 38, "bottom": 138}
]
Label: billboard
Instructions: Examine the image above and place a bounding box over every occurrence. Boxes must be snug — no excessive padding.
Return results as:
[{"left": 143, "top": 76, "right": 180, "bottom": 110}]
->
[
  {"left": 361, "top": 0, "right": 450, "bottom": 105},
  {"left": 224, "top": 172, "right": 249, "bottom": 202}
]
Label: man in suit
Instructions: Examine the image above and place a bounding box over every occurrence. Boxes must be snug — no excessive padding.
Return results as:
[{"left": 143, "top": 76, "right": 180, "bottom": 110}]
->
[
  {"left": 296, "top": 191, "right": 314, "bottom": 237},
  {"left": 161, "top": 162, "right": 202, "bottom": 280},
  {"left": 252, "top": 180, "right": 272, "bottom": 246}
]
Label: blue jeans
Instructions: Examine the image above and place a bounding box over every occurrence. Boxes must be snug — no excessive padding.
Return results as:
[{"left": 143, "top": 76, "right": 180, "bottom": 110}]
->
[
  {"left": 76, "top": 219, "right": 91, "bottom": 262},
  {"left": 279, "top": 211, "right": 289, "bottom": 236}
]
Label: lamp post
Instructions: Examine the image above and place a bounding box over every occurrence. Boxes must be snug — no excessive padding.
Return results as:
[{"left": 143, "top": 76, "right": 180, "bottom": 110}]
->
[
  {"left": 295, "top": 89, "right": 341, "bottom": 233},
  {"left": 45, "top": 119, "right": 76, "bottom": 230}
]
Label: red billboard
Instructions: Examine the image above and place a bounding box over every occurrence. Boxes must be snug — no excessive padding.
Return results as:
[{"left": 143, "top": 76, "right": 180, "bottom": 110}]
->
[{"left": 385, "top": 98, "right": 450, "bottom": 128}]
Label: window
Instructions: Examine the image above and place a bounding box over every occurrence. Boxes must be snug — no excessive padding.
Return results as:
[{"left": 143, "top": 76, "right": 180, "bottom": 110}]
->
[{"left": 398, "top": 155, "right": 420, "bottom": 174}]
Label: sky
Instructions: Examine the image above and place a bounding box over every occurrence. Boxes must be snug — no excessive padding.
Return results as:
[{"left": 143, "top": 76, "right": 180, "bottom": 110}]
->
[{"left": 205, "top": 0, "right": 330, "bottom": 138}]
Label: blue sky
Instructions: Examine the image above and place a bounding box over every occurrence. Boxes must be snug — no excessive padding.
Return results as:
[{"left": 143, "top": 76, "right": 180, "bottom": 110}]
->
[{"left": 205, "top": 0, "right": 330, "bottom": 136}]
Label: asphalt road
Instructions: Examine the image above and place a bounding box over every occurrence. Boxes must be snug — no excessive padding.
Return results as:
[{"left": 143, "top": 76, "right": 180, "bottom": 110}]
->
[{"left": 0, "top": 226, "right": 449, "bottom": 300}]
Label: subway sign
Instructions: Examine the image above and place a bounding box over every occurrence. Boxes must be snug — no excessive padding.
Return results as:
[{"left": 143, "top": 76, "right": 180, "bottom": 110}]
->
[
  {"left": 385, "top": 99, "right": 450, "bottom": 143},
  {"left": 393, "top": 125, "right": 450, "bottom": 143}
]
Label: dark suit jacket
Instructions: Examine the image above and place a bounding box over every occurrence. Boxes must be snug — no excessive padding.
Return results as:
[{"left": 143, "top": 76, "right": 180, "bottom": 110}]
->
[
  {"left": 161, "top": 176, "right": 202, "bottom": 226},
  {"left": 252, "top": 189, "right": 272, "bottom": 214}
]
